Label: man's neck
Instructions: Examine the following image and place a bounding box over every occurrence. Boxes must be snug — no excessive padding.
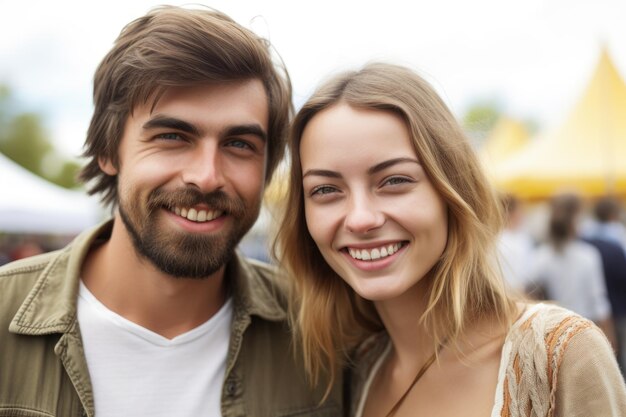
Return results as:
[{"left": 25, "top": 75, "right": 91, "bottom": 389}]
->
[{"left": 81, "top": 218, "right": 228, "bottom": 339}]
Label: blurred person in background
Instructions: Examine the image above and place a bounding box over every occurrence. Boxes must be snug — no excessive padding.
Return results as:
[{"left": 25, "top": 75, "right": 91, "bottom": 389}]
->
[
  {"left": 583, "top": 235, "right": 626, "bottom": 373},
  {"left": 8, "top": 240, "right": 45, "bottom": 261},
  {"left": 583, "top": 196, "right": 626, "bottom": 255},
  {"left": 0, "top": 241, "right": 9, "bottom": 266},
  {"left": 529, "top": 193, "right": 618, "bottom": 348},
  {"left": 582, "top": 197, "right": 626, "bottom": 372},
  {"left": 0, "top": 6, "right": 340, "bottom": 417},
  {"left": 496, "top": 193, "right": 536, "bottom": 295}
]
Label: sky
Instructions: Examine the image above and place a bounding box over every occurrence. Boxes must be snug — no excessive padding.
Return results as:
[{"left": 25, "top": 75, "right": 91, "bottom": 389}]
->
[{"left": 1, "top": 0, "right": 625, "bottom": 159}]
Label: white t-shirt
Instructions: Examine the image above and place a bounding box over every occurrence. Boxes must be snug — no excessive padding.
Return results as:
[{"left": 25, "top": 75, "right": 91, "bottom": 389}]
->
[
  {"left": 497, "top": 229, "right": 536, "bottom": 292},
  {"left": 529, "top": 240, "right": 611, "bottom": 322},
  {"left": 77, "top": 281, "right": 233, "bottom": 417}
]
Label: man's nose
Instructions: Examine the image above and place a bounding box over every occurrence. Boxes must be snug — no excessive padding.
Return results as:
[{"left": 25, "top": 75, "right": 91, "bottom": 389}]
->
[
  {"left": 344, "top": 193, "right": 385, "bottom": 234},
  {"left": 181, "top": 142, "right": 225, "bottom": 192}
]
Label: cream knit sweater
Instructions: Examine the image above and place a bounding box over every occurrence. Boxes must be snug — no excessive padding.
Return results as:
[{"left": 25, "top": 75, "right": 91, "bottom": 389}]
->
[{"left": 351, "top": 303, "right": 626, "bottom": 417}]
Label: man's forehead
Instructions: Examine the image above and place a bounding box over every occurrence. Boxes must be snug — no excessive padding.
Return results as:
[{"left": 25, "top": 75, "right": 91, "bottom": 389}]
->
[{"left": 131, "top": 80, "right": 268, "bottom": 114}]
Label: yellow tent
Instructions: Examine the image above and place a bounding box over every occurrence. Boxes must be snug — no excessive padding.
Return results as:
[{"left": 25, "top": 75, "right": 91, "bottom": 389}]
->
[
  {"left": 493, "top": 48, "right": 626, "bottom": 199},
  {"left": 263, "top": 163, "right": 290, "bottom": 206},
  {"left": 480, "top": 117, "right": 529, "bottom": 177}
]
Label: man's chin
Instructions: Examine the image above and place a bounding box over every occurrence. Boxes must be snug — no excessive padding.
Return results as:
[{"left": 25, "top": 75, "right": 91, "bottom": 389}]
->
[
  {"left": 148, "top": 254, "right": 231, "bottom": 279},
  {"left": 136, "top": 233, "right": 237, "bottom": 279}
]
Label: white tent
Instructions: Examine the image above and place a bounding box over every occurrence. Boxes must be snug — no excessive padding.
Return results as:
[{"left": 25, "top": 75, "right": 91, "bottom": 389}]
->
[{"left": 0, "top": 152, "right": 102, "bottom": 234}]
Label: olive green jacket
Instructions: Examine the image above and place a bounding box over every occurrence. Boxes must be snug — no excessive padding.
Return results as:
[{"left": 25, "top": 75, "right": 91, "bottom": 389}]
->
[{"left": 0, "top": 221, "right": 340, "bottom": 417}]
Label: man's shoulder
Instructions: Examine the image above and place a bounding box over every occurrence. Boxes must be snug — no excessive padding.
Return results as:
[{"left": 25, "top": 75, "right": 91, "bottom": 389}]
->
[
  {"left": 242, "top": 257, "right": 285, "bottom": 291},
  {"left": 0, "top": 222, "right": 108, "bottom": 286},
  {"left": 0, "top": 250, "right": 63, "bottom": 285},
  {"left": 242, "top": 256, "right": 278, "bottom": 276},
  {"left": 231, "top": 254, "right": 289, "bottom": 320},
  {"left": 0, "top": 250, "right": 65, "bottom": 318}
]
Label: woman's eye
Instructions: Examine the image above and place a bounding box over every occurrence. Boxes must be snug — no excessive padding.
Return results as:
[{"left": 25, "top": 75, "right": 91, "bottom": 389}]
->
[
  {"left": 311, "top": 185, "right": 338, "bottom": 196},
  {"left": 383, "top": 176, "right": 412, "bottom": 186}
]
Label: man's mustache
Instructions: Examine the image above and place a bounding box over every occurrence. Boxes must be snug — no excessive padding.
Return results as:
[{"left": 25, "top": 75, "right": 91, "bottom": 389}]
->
[{"left": 147, "top": 187, "right": 246, "bottom": 218}]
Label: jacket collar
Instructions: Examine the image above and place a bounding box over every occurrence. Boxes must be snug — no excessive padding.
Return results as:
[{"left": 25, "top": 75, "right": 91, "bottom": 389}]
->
[
  {"left": 227, "top": 252, "right": 287, "bottom": 322},
  {"left": 10, "top": 220, "right": 286, "bottom": 335},
  {"left": 9, "top": 221, "right": 113, "bottom": 335}
]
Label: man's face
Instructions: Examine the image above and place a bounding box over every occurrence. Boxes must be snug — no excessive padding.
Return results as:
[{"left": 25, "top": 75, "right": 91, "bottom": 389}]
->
[{"left": 100, "top": 80, "right": 269, "bottom": 278}]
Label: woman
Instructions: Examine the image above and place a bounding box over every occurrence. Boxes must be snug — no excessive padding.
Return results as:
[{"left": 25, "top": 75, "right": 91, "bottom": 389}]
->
[{"left": 275, "top": 63, "right": 626, "bottom": 416}]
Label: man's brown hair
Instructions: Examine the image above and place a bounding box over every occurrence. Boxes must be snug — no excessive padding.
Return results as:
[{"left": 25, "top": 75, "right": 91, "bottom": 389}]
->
[{"left": 79, "top": 6, "right": 292, "bottom": 206}]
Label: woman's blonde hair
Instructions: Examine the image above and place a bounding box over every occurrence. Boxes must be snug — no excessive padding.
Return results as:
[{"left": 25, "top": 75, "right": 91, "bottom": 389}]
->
[{"left": 274, "top": 62, "right": 516, "bottom": 390}]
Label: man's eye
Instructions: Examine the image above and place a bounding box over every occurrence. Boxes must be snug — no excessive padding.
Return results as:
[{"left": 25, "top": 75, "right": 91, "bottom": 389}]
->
[
  {"left": 226, "top": 139, "right": 253, "bottom": 150},
  {"left": 155, "top": 132, "right": 183, "bottom": 141}
]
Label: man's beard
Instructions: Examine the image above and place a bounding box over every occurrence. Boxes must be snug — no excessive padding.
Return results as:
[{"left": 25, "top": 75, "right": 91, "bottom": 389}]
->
[{"left": 118, "top": 186, "right": 259, "bottom": 279}]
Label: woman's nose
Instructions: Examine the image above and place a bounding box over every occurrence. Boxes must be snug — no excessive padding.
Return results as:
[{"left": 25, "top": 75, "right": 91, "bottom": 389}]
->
[{"left": 344, "top": 194, "right": 385, "bottom": 234}]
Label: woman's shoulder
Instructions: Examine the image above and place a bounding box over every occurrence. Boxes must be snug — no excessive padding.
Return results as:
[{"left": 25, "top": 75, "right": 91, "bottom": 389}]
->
[
  {"left": 554, "top": 319, "right": 626, "bottom": 414},
  {"left": 505, "top": 302, "right": 594, "bottom": 353},
  {"left": 501, "top": 303, "right": 626, "bottom": 416},
  {"left": 494, "top": 302, "right": 625, "bottom": 416},
  {"left": 515, "top": 301, "right": 589, "bottom": 326}
]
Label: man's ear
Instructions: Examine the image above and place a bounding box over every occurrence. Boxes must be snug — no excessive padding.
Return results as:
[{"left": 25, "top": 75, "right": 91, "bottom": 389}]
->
[{"left": 99, "top": 157, "right": 118, "bottom": 175}]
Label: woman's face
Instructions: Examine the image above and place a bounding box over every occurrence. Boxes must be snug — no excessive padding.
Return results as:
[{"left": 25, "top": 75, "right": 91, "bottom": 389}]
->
[{"left": 300, "top": 103, "right": 448, "bottom": 301}]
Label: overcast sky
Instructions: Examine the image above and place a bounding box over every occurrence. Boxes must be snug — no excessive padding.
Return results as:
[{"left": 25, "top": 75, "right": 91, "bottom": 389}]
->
[{"left": 1, "top": 0, "right": 625, "bottom": 158}]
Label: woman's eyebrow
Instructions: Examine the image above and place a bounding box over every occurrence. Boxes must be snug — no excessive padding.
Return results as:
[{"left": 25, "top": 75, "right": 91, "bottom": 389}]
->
[
  {"left": 302, "top": 169, "right": 342, "bottom": 179},
  {"left": 303, "top": 158, "right": 420, "bottom": 179},
  {"left": 367, "top": 157, "right": 420, "bottom": 175}
]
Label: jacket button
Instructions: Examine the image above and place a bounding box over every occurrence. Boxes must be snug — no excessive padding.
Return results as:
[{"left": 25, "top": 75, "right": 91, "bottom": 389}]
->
[{"left": 225, "top": 380, "right": 237, "bottom": 396}]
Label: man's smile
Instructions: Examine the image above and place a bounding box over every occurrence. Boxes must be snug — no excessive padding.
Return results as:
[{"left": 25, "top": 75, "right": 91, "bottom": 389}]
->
[{"left": 170, "top": 206, "right": 224, "bottom": 222}]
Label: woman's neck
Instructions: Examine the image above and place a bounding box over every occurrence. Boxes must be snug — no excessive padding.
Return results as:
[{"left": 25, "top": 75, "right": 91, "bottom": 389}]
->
[{"left": 373, "top": 280, "right": 435, "bottom": 367}]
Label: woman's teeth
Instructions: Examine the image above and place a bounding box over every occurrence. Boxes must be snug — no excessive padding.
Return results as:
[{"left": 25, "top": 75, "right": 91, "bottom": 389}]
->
[{"left": 348, "top": 243, "right": 403, "bottom": 261}]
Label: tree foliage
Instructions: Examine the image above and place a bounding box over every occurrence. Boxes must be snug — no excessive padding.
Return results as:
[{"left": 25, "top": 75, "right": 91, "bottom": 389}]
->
[
  {"left": 0, "top": 84, "right": 81, "bottom": 189},
  {"left": 462, "top": 100, "right": 502, "bottom": 147},
  {"left": 461, "top": 99, "right": 539, "bottom": 149}
]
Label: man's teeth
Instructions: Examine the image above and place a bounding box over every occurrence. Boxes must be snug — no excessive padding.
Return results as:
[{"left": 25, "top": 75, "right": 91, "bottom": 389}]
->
[
  {"left": 172, "top": 207, "right": 223, "bottom": 222},
  {"left": 348, "top": 243, "right": 403, "bottom": 261}
]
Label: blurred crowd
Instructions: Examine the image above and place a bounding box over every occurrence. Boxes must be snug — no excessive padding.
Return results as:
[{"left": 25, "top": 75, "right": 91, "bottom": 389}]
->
[
  {"left": 0, "top": 234, "right": 73, "bottom": 266},
  {"left": 498, "top": 193, "right": 626, "bottom": 374}
]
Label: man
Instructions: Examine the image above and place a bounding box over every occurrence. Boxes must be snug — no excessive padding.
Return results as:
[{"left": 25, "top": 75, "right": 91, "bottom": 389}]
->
[{"left": 0, "top": 6, "right": 341, "bottom": 416}]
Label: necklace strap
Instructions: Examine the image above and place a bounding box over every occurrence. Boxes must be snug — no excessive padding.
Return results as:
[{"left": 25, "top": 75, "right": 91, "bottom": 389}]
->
[{"left": 385, "top": 341, "right": 446, "bottom": 417}]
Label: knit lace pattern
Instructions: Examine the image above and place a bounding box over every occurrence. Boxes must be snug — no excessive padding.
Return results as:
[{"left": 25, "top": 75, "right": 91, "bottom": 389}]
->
[{"left": 494, "top": 303, "right": 592, "bottom": 417}]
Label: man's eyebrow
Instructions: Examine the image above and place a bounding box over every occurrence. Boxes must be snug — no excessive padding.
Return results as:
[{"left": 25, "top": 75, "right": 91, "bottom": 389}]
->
[
  {"left": 142, "top": 115, "right": 200, "bottom": 136},
  {"left": 367, "top": 157, "right": 420, "bottom": 175},
  {"left": 223, "top": 124, "right": 268, "bottom": 143},
  {"left": 302, "top": 169, "right": 342, "bottom": 179}
]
